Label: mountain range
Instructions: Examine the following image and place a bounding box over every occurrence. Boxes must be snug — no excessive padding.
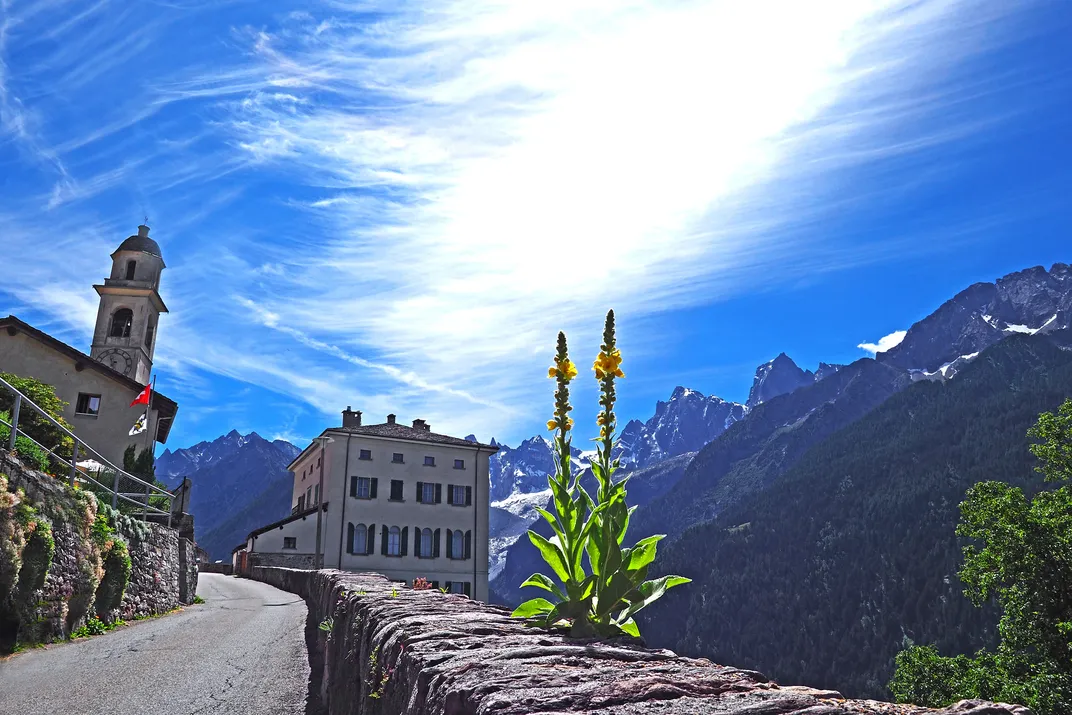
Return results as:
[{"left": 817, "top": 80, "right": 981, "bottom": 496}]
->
[{"left": 166, "top": 261, "right": 1071, "bottom": 700}]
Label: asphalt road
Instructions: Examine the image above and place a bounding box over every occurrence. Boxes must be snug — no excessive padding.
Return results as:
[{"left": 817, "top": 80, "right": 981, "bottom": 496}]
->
[{"left": 0, "top": 573, "right": 311, "bottom": 715}]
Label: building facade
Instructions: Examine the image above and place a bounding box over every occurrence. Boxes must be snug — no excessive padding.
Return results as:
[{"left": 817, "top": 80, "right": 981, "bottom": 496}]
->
[
  {"left": 235, "top": 408, "right": 498, "bottom": 601},
  {"left": 0, "top": 225, "right": 177, "bottom": 466}
]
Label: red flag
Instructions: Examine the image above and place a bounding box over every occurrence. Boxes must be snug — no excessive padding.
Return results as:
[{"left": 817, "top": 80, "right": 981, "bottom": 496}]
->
[{"left": 130, "top": 384, "right": 151, "bottom": 407}]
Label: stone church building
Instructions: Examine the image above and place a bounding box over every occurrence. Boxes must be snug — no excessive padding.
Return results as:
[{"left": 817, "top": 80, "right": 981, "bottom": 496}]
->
[{"left": 0, "top": 225, "right": 178, "bottom": 466}]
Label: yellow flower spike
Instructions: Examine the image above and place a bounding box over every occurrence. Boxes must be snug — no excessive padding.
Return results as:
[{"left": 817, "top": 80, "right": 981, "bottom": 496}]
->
[
  {"left": 565, "top": 417, "right": 574, "bottom": 430},
  {"left": 548, "top": 366, "right": 558, "bottom": 379},
  {"left": 556, "top": 359, "right": 578, "bottom": 381},
  {"left": 546, "top": 419, "right": 557, "bottom": 431}
]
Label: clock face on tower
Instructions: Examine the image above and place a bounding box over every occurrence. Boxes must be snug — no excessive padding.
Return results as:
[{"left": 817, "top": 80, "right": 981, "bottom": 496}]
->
[{"left": 97, "top": 348, "right": 134, "bottom": 376}]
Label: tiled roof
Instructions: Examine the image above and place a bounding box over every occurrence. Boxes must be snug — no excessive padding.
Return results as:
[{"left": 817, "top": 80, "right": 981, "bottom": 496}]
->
[{"left": 329, "top": 422, "right": 498, "bottom": 450}]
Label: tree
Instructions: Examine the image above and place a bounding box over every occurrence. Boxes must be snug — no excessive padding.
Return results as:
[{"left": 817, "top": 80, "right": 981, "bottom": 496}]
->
[{"left": 889, "top": 399, "right": 1072, "bottom": 714}]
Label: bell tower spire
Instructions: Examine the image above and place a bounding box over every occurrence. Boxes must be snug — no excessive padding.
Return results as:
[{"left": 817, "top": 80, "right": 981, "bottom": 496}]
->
[{"left": 89, "top": 224, "right": 168, "bottom": 385}]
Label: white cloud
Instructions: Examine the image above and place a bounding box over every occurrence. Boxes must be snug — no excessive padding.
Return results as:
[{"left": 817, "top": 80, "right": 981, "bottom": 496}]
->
[{"left": 858, "top": 330, "right": 908, "bottom": 355}]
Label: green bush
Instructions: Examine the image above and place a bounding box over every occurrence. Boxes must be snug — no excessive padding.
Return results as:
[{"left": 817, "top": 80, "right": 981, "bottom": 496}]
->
[
  {"left": 72, "top": 616, "right": 108, "bottom": 638},
  {"left": 0, "top": 414, "right": 51, "bottom": 472},
  {"left": 0, "top": 373, "right": 73, "bottom": 463}
]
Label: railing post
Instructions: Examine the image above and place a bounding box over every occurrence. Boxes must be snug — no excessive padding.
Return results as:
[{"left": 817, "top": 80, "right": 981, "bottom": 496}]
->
[
  {"left": 70, "top": 441, "right": 79, "bottom": 485},
  {"left": 143, "top": 481, "right": 150, "bottom": 520},
  {"left": 7, "top": 394, "right": 21, "bottom": 452},
  {"left": 112, "top": 469, "right": 120, "bottom": 509}
]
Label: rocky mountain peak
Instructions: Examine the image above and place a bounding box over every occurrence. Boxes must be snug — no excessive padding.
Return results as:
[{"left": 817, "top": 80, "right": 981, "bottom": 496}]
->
[
  {"left": 746, "top": 353, "right": 815, "bottom": 409},
  {"left": 878, "top": 263, "right": 1072, "bottom": 373}
]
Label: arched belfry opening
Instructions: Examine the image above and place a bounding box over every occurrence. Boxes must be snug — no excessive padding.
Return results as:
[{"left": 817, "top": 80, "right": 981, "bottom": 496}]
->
[{"left": 109, "top": 309, "right": 133, "bottom": 338}]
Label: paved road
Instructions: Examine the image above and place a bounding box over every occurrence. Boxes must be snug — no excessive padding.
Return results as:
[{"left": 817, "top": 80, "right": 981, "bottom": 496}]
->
[{"left": 0, "top": 573, "right": 311, "bottom": 715}]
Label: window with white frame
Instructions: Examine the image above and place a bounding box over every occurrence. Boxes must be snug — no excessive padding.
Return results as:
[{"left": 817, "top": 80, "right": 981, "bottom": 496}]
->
[
  {"left": 352, "top": 524, "right": 368, "bottom": 554},
  {"left": 354, "top": 477, "right": 372, "bottom": 499},
  {"left": 450, "top": 485, "right": 466, "bottom": 506},
  {"left": 388, "top": 526, "right": 401, "bottom": 556}
]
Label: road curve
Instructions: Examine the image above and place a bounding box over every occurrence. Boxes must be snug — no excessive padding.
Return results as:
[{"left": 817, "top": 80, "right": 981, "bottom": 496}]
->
[{"left": 0, "top": 573, "right": 310, "bottom": 715}]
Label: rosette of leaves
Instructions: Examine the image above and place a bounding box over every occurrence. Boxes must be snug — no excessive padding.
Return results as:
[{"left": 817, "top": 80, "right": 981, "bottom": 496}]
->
[{"left": 512, "top": 311, "right": 689, "bottom": 638}]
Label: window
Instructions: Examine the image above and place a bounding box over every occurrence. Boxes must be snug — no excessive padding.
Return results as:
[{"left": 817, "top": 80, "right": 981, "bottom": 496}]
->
[
  {"left": 419, "top": 528, "right": 433, "bottom": 558},
  {"left": 392, "top": 453, "right": 404, "bottom": 463},
  {"left": 359, "top": 449, "right": 372, "bottom": 460},
  {"left": 423, "top": 456, "right": 435, "bottom": 466},
  {"left": 317, "top": 457, "right": 321, "bottom": 467},
  {"left": 387, "top": 526, "right": 401, "bottom": 556},
  {"left": 75, "top": 393, "right": 101, "bottom": 416},
  {"left": 389, "top": 479, "right": 404, "bottom": 501},
  {"left": 109, "top": 309, "right": 133, "bottom": 338},
  {"left": 313, "top": 484, "right": 320, "bottom": 505},
  {"left": 450, "top": 529, "right": 464, "bottom": 559},
  {"left": 421, "top": 482, "right": 435, "bottom": 504},
  {"left": 352, "top": 524, "right": 367, "bottom": 554},
  {"left": 125, "top": 260, "right": 136, "bottom": 280},
  {"left": 449, "top": 581, "right": 470, "bottom": 596},
  {"left": 350, "top": 476, "right": 375, "bottom": 500},
  {"left": 296, "top": 495, "right": 305, "bottom": 511},
  {"left": 453, "top": 459, "right": 465, "bottom": 470},
  {"left": 283, "top": 537, "right": 297, "bottom": 550},
  {"left": 449, "top": 485, "right": 469, "bottom": 506}
]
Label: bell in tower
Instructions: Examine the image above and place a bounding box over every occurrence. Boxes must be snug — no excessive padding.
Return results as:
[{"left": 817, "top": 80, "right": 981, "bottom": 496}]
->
[{"left": 89, "top": 224, "right": 168, "bottom": 385}]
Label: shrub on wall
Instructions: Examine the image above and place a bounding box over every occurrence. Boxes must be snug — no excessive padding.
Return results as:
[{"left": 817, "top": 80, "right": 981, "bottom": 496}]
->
[
  {"left": 91, "top": 510, "right": 132, "bottom": 619},
  {"left": 0, "top": 475, "right": 56, "bottom": 650},
  {"left": 0, "top": 372, "right": 74, "bottom": 465}
]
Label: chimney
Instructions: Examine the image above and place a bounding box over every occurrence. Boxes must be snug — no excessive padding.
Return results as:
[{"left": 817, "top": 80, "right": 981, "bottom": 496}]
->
[
  {"left": 137, "top": 224, "right": 150, "bottom": 238},
  {"left": 386, "top": 413, "right": 396, "bottom": 425},
  {"left": 342, "top": 406, "right": 362, "bottom": 428},
  {"left": 412, "top": 418, "right": 429, "bottom": 432}
]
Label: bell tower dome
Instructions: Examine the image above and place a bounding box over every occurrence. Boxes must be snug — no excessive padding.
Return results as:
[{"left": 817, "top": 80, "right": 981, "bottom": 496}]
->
[{"left": 89, "top": 224, "right": 168, "bottom": 385}]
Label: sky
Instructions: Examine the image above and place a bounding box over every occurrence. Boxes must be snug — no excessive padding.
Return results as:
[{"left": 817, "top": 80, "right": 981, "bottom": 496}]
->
[{"left": 1, "top": 0, "right": 1070, "bottom": 452}]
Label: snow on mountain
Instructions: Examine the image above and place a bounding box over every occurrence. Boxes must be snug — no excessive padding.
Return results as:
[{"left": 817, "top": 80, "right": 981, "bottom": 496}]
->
[{"left": 879, "top": 263, "right": 1072, "bottom": 373}]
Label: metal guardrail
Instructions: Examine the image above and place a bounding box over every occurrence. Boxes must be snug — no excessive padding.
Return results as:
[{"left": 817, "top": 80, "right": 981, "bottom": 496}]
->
[{"left": 0, "top": 374, "right": 175, "bottom": 527}]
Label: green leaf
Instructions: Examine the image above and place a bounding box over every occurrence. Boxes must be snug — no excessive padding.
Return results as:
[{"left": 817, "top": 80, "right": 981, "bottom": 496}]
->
[
  {"left": 618, "top": 575, "right": 691, "bottom": 623},
  {"left": 512, "top": 598, "right": 555, "bottom": 619},
  {"left": 617, "top": 617, "right": 641, "bottom": 638},
  {"left": 626, "top": 535, "right": 664, "bottom": 572},
  {"left": 528, "top": 531, "right": 571, "bottom": 583},
  {"left": 520, "top": 573, "right": 567, "bottom": 601}
]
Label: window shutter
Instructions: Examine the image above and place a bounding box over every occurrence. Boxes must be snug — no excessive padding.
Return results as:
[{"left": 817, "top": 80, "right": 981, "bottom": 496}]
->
[
  {"left": 435, "top": 483, "right": 442, "bottom": 504},
  {"left": 447, "top": 485, "right": 454, "bottom": 505},
  {"left": 416, "top": 481, "right": 423, "bottom": 502},
  {"left": 401, "top": 527, "right": 409, "bottom": 556},
  {"left": 464, "top": 530, "right": 472, "bottom": 560},
  {"left": 464, "top": 582, "right": 471, "bottom": 598},
  {"left": 414, "top": 527, "right": 422, "bottom": 557},
  {"left": 445, "top": 529, "right": 453, "bottom": 559},
  {"left": 368, "top": 523, "right": 376, "bottom": 554},
  {"left": 444, "top": 581, "right": 452, "bottom": 592},
  {"left": 433, "top": 528, "right": 441, "bottom": 557},
  {"left": 381, "top": 525, "right": 388, "bottom": 556},
  {"left": 370, "top": 478, "right": 378, "bottom": 499},
  {"left": 350, "top": 476, "right": 357, "bottom": 498},
  {"left": 465, "top": 486, "right": 472, "bottom": 506},
  {"left": 346, "top": 523, "right": 354, "bottom": 554}
]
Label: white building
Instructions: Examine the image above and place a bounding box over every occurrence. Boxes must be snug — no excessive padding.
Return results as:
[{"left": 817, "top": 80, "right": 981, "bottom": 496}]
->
[{"left": 234, "top": 408, "right": 499, "bottom": 601}]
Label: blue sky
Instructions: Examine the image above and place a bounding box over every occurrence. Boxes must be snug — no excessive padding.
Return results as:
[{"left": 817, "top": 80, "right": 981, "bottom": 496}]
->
[{"left": 1, "top": 0, "right": 1069, "bottom": 452}]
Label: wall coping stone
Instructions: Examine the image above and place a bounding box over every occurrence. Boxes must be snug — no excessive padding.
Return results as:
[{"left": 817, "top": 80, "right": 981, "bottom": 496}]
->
[{"left": 247, "top": 566, "right": 1031, "bottom": 715}]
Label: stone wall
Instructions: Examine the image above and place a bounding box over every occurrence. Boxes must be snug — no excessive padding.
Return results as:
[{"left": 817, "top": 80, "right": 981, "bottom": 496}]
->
[
  {"left": 247, "top": 566, "right": 1029, "bottom": 715},
  {"left": 198, "top": 562, "right": 233, "bottom": 575},
  {"left": 0, "top": 452, "right": 197, "bottom": 648},
  {"left": 248, "top": 551, "right": 316, "bottom": 570}
]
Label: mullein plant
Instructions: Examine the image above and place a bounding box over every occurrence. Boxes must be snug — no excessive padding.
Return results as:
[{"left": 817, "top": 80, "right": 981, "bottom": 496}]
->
[{"left": 512, "top": 310, "right": 690, "bottom": 637}]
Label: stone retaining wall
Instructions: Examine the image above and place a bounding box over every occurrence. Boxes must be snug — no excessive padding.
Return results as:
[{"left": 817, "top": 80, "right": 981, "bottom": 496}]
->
[
  {"left": 247, "top": 566, "right": 1029, "bottom": 715},
  {"left": 198, "top": 562, "right": 233, "bottom": 575},
  {"left": 1, "top": 452, "right": 197, "bottom": 647}
]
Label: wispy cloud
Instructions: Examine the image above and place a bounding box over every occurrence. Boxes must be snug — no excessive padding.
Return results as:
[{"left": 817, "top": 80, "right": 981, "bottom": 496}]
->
[
  {"left": 858, "top": 330, "right": 907, "bottom": 355},
  {"left": 0, "top": 0, "right": 1042, "bottom": 446}
]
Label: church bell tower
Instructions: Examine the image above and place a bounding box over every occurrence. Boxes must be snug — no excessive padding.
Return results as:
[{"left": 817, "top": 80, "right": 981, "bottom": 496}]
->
[{"left": 89, "top": 224, "right": 168, "bottom": 385}]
